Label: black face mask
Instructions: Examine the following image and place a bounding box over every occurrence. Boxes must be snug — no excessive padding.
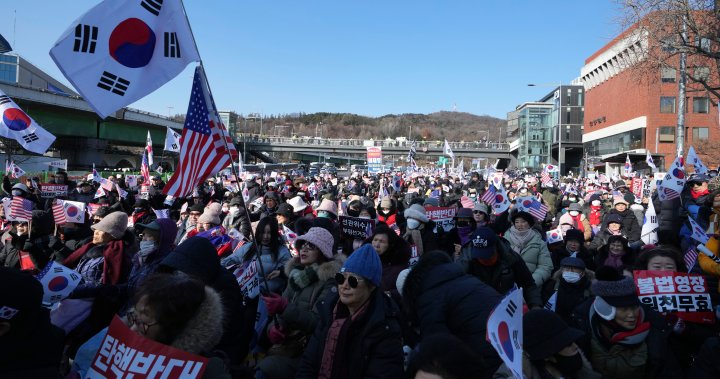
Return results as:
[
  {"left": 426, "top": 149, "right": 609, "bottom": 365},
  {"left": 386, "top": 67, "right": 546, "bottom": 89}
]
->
[
  {"left": 553, "top": 352, "right": 583, "bottom": 376},
  {"left": 347, "top": 209, "right": 360, "bottom": 218}
]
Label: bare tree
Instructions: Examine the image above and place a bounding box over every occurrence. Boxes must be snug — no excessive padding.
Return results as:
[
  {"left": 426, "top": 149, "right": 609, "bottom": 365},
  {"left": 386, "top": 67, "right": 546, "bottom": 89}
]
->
[{"left": 619, "top": 0, "right": 720, "bottom": 101}]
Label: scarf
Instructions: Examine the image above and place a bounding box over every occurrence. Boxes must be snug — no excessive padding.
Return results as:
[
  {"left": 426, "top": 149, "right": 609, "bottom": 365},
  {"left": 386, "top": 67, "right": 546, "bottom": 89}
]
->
[
  {"left": 403, "top": 228, "right": 424, "bottom": 257},
  {"left": 691, "top": 188, "right": 709, "bottom": 200},
  {"left": 607, "top": 227, "right": 622, "bottom": 236},
  {"left": 603, "top": 250, "right": 626, "bottom": 268},
  {"left": 458, "top": 226, "right": 474, "bottom": 245},
  {"left": 569, "top": 213, "right": 585, "bottom": 232},
  {"left": 599, "top": 307, "right": 651, "bottom": 346},
  {"left": 589, "top": 205, "right": 602, "bottom": 226},
  {"left": 319, "top": 298, "right": 371, "bottom": 379},
  {"left": 475, "top": 253, "right": 498, "bottom": 266},
  {"left": 288, "top": 263, "right": 319, "bottom": 291},
  {"left": 504, "top": 226, "right": 535, "bottom": 254},
  {"left": 63, "top": 239, "right": 128, "bottom": 285}
]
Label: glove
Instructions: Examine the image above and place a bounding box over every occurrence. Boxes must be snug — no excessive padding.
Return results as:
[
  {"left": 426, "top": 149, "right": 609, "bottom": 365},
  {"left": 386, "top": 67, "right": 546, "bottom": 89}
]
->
[
  {"left": 262, "top": 293, "right": 288, "bottom": 317},
  {"left": 268, "top": 324, "right": 286, "bottom": 345}
]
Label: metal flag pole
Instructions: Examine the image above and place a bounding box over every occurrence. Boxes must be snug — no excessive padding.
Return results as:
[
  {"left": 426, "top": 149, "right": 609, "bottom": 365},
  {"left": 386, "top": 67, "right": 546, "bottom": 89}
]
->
[{"left": 179, "top": 0, "right": 269, "bottom": 289}]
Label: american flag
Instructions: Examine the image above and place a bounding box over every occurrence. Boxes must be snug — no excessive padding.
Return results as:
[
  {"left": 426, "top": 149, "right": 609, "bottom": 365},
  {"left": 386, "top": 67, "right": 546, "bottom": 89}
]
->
[
  {"left": 164, "top": 66, "right": 237, "bottom": 198},
  {"left": 87, "top": 203, "right": 101, "bottom": 216},
  {"left": 140, "top": 150, "right": 150, "bottom": 185},
  {"left": 11, "top": 196, "right": 33, "bottom": 221},
  {"left": 52, "top": 199, "right": 67, "bottom": 224},
  {"left": 515, "top": 196, "right": 549, "bottom": 221},
  {"left": 684, "top": 248, "right": 699, "bottom": 272},
  {"left": 540, "top": 171, "right": 552, "bottom": 185},
  {"left": 146, "top": 131, "right": 154, "bottom": 167},
  {"left": 480, "top": 185, "right": 497, "bottom": 204}
]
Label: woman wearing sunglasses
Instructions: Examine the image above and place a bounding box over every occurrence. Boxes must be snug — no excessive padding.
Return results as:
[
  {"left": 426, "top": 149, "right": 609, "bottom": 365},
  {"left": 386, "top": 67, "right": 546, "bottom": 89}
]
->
[
  {"left": 297, "top": 243, "right": 404, "bottom": 379},
  {"left": 256, "top": 226, "right": 343, "bottom": 379}
]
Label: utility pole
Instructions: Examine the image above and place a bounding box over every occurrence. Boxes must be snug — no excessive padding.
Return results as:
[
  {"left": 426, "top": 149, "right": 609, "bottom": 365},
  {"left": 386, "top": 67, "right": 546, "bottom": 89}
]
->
[{"left": 677, "top": 15, "right": 687, "bottom": 156}]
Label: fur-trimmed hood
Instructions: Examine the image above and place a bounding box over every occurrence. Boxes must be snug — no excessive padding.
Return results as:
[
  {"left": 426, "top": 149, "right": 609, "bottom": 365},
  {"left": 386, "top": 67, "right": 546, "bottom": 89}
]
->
[
  {"left": 284, "top": 254, "right": 346, "bottom": 282},
  {"left": 170, "top": 286, "right": 224, "bottom": 355}
]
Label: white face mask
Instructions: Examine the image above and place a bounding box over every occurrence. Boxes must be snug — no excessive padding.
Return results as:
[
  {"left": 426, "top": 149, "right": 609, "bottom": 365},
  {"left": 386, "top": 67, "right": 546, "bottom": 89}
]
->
[
  {"left": 230, "top": 206, "right": 239, "bottom": 213},
  {"left": 591, "top": 200, "right": 601, "bottom": 206},
  {"left": 407, "top": 218, "right": 421, "bottom": 230},
  {"left": 569, "top": 210, "right": 580, "bottom": 217},
  {"left": 562, "top": 271, "right": 582, "bottom": 283}
]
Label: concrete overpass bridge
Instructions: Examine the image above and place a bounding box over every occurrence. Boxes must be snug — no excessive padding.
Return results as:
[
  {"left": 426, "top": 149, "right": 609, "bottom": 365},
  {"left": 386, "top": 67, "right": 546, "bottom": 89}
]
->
[
  {"left": 240, "top": 136, "right": 516, "bottom": 167},
  {"left": 0, "top": 81, "right": 183, "bottom": 171}
]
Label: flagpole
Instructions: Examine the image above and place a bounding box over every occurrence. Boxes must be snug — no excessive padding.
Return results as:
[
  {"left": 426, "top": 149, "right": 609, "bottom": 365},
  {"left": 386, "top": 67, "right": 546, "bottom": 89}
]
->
[{"left": 178, "top": 0, "right": 269, "bottom": 290}]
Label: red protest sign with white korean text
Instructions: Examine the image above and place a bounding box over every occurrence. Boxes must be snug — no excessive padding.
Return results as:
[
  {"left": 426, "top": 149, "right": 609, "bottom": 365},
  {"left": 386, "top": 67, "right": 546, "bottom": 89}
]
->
[
  {"left": 424, "top": 206, "right": 457, "bottom": 233},
  {"left": 86, "top": 316, "right": 208, "bottom": 378},
  {"left": 634, "top": 270, "right": 715, "bottom": 324}
]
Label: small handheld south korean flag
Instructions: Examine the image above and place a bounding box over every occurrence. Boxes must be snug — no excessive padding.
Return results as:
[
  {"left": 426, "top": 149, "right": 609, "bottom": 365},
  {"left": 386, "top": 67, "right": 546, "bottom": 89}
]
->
[
  {"left": 49, "top": 0, "right": 200, "bottom": 119},
  {"left": 487, "top": 288, "right": 524, "bottom": 379},
  {"left": 546, "top": 229, "right": 563, "bottom": 244},
  {"left": 0, "top": 90, "right": 56, "bottom": 154},
  {"left": 687, "top": 146, "right": 708, "bottom": 175},
  {"left": 35, "top": 261, "right": 82, "bottom": 305}
]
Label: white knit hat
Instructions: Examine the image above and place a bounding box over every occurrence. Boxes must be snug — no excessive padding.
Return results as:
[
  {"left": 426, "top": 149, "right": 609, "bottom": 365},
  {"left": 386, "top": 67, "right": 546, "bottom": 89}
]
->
[
  {"left": 403, "top": 203, "right": 429, "bottom": 223},
  {"left": 287, "top": 196, "right": 308, "bottom": 212}
]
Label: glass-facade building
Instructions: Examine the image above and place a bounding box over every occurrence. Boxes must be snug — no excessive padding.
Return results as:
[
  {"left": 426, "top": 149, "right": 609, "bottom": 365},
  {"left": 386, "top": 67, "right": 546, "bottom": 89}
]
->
[
  {"left": 0, "top": 54, "right": 19, "bottom": 84},
  {"left": 509, "top": 102, "right": 553, "bottom": 171}
]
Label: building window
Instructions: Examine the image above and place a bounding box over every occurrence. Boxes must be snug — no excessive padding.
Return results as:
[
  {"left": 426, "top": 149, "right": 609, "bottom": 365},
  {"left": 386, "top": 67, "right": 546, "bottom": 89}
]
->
[
  {"left": 696, "top": 37, "right": 712, "bottom": 51},
  {"left": 693, "top": 127, "right": 709, "bottom": 141},
  {"left": 661, "top": 37, "right": 677, "bottom": 52},
  {"left": 659, "top": 126, "right": 675, "bottom": 142},
  {"left": 693, "top": 97, "right": 709, "bottom": 113},
  {"left": 695, "top": 66, "right": 710, "bottom": 81},
  {"left": 661, "top": 67, "right": 676, "bottom": 83},
  {"left": 660, "top": 97, "right": 676, "bottom": 113}
]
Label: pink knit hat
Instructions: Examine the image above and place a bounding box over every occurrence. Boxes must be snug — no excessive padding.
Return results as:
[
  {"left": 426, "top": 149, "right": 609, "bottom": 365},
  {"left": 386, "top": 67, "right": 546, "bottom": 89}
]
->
[
  {"left": 295, "top": 227, "right": 335, "bottom": 259},
  {"left": 316, "top": 199, "right": 338, "bottom": 217}
]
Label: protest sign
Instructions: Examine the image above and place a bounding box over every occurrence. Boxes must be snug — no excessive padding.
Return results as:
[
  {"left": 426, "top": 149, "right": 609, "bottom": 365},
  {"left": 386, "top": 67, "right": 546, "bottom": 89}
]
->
[
  {"left": 425, "top": 206, "right": 457, "bottom": 233},
  {"left": 367, "top": 146, "right": 383, "bottom": 174},
  {"left": 486, "top": 288, "right": 524, "bottom": 379},
  {"left": 86, "top": 316, "right": 208, "bottom": 378},
  {"left": 233, "top": 258, "right": 260, "bottom": 300},
  {"left": 634, "top": 270, "right": 714, "bottom": 324},
  {"left": 125, "top": 175, "right": 138, "bottom": 188},
  {"left": 35, "top": 261, "right": 81, "bottom": 305},
  {"left": 339, "top": 216, "right": 376, "bottom": 240},
  {"left": 631, "top": 177, "right": 644, "bottom": 199},
  {"left": 40, "top": 183, "right": 68, "bottom": 198}
]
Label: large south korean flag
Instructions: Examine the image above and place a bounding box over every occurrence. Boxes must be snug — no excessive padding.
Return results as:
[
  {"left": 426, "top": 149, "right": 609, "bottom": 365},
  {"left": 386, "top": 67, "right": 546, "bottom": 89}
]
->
[
  {"left": 50, "top": 0, "right": 200, "bottom": 119},
  {"left": 0, "top": 91, "right": 56, "bottom": 154}
]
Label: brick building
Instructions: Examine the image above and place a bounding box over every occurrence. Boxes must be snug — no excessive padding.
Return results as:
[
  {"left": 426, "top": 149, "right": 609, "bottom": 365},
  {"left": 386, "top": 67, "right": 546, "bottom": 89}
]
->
[{"left": 580, "top": 23, "right": 718, "bottom": 172}]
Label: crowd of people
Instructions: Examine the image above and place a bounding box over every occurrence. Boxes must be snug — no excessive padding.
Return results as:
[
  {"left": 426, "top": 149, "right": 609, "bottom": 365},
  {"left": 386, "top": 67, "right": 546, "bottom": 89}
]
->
[{"left": 2, "top": 166, "right": 720, "bottom": 379}]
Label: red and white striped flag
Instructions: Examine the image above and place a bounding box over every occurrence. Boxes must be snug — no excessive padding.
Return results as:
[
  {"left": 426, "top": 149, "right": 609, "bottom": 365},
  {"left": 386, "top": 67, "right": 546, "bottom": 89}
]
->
[
  {"left": 140, "top": 150, "right": 150, "bottom": 185},
  {"left": 10, "top": 197, "right": 33, "bottom": 221},
  {"left": 52, "top": 199, "right": 67, "bottom": 224},
  {"left": 87, "top": 203, "right": 101, "bottom": 216},
  {"left": 541, "top": 171, "right": 552, "bottom": 185},
  {"left": 163, "top": 66, "right": 237, "bottom": 198}
]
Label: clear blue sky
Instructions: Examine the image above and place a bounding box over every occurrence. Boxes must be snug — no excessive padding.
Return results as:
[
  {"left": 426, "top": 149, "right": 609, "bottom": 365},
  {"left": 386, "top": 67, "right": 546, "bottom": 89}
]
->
[{"left": 1, "top": 1, "right": 623, "bottom": 119}]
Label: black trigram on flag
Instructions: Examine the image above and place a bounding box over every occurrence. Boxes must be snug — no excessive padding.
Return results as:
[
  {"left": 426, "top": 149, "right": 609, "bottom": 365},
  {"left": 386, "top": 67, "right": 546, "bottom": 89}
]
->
[
  {"left": 171, "top": 143, "right": 178, "bottom": 150},
  {"left": 22, "top": 133, "right": 39, "bottom": 143},
  {"left": 141, "top": 0, "right": 164, "bottom": 16},
  {"left": 164, "top": 32, "right": 181, "bottom": 58},
  {"left": 505, "top": 299, "right": 518, "bottom": 318},
  {"left": 0, "top": 95, "right": 10, "bottom": 105},
  {"left": 73, "top": 24, "right": 98, "bottom": 53},
  {"left": 97, "top": 71, "right": 130, "bottom": 96}
]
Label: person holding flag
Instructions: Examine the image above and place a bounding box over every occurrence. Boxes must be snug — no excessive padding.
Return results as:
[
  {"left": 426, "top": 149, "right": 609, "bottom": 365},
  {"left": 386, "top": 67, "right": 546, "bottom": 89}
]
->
[{"left": 679, "top": 173, "right": 712, "bottom": 253}]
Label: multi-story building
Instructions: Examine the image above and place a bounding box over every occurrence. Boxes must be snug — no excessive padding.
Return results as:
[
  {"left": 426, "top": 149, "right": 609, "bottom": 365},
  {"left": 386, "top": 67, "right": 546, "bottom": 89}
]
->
[
  {"left": 508, "top": 85, "right": 584, "bottom": 173},
  {"left": 580, "top": 23, "right": 718, "bottom": 171},
  {"left": 508, "top": 102, "right": 553, "bottom": 171}
]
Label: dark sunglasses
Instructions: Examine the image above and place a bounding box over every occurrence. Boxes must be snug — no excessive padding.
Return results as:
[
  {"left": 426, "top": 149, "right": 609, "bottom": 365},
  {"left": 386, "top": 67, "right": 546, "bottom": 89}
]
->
[
  {"left": 472, "top": 210, "right": 485, "bottom": 214},
  {"left": 335, "top": 273, "right": 364, "bottom": 288}
]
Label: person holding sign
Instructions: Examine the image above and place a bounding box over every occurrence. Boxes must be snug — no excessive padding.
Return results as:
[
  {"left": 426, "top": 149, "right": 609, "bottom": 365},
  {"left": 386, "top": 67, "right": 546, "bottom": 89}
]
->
[
  {"left": 297, "top": 244, "right": 404, "bottom": 379},
  {"left": 71, "top": 273, "right": 230, "bottom": 378},
  {"left": 569, "top": 267, "right": 682, "bottom": 379},
  {"left": 495, "top": 309, "right": 600, "bottom": 379},
  {"left": 256, "top": 227, "right": 343, "bottom": 379}
]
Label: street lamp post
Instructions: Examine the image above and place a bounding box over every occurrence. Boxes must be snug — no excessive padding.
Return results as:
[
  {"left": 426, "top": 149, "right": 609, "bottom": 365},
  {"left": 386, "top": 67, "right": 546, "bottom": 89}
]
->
[{"left": 528, "top": 82, "right": 563, "bottom": 174}]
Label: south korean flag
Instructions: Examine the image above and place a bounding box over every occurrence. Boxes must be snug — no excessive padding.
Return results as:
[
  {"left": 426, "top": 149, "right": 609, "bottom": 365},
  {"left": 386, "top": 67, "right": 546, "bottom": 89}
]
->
[
  {"left": 0, "top": 90, "right": 56, "bottom": 154},
  {"left": 49, "top": 0, "right": 200, "bottom": 119},
  {"left": 164, "top": 126, "right": 181, "bottom": 152}
]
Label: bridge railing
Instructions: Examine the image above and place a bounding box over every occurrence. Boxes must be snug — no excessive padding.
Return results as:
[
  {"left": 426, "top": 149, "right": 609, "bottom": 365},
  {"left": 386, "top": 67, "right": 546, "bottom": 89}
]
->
[{"left": 238, "top": 135, "right": 509, "bottom": 150}]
